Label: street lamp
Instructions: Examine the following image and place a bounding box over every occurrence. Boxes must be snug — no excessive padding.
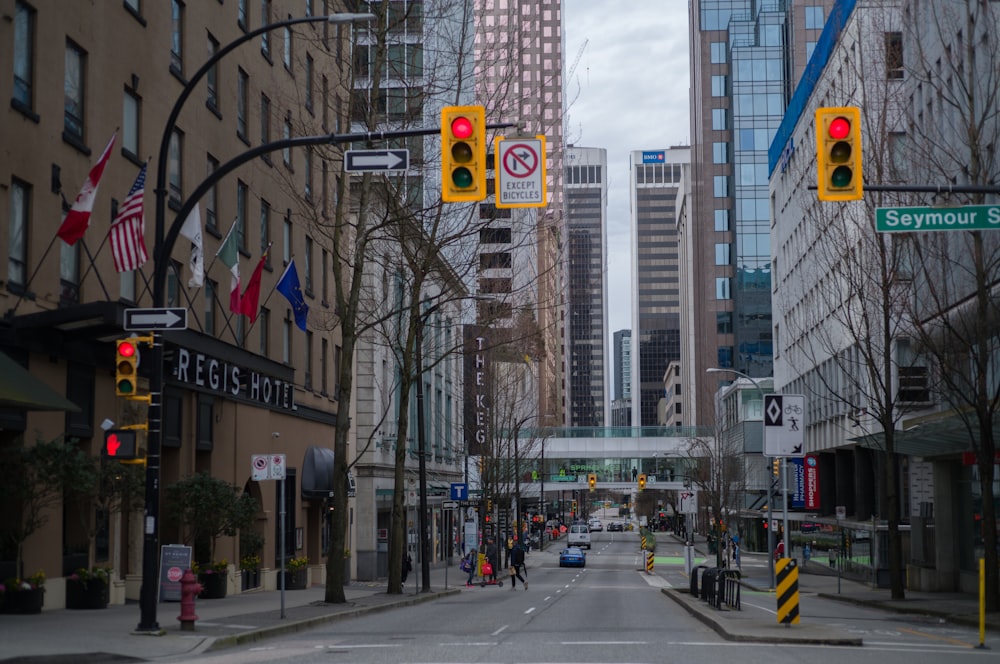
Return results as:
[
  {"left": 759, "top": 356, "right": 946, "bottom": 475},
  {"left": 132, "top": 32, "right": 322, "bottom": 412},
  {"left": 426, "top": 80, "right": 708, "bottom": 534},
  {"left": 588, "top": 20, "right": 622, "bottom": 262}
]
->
[
  {"left": 706, "top": 367, "right": 774, "bottom": 588},
  {"left": 137, "top": 11, "right": 374, "bottom": 633}
]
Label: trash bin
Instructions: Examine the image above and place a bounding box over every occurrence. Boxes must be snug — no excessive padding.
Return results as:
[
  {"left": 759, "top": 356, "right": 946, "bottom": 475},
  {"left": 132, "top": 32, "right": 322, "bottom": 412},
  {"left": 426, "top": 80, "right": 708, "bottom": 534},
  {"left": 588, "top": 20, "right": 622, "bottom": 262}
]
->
[{"left": 690, "top": 565, "right": 708, "bottom": 598}]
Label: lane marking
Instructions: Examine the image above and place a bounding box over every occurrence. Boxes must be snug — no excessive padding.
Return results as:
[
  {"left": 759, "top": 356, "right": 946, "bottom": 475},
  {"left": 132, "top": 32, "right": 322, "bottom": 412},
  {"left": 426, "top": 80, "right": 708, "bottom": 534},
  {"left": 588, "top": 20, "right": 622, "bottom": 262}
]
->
[
  {"left": 896, "top": 626, "right": 976, "bottom": 648},
  {"left": 491, "top": 625, "right": 508, "bottom": 636}
]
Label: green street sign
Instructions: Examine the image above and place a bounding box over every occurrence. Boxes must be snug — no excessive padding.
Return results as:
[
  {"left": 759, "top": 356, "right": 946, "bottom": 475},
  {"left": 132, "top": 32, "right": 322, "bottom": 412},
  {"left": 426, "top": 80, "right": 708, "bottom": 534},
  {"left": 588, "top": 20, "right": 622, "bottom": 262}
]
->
[{"left": 875, "top": 204, "right": 1000, "bottom": 233}]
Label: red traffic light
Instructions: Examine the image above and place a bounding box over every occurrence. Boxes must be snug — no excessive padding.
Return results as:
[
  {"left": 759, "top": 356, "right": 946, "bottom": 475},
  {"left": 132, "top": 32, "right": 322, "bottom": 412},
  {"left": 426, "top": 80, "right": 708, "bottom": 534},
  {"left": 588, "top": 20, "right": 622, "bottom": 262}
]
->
[
  {"left": 450, "top": 116, "right": 473, "bottom": 139},
  {"left": 117, "top": 340, "right": 137, "bottom": 358},
  {"left": 827, "top": 116, "right": 851, "bottom": 140}
]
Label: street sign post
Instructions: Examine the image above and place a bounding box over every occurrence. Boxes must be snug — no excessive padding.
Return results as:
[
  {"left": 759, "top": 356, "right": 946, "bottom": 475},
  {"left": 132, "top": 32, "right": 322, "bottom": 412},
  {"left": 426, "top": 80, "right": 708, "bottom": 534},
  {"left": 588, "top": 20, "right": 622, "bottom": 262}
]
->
[
  {"left": 494, "top": 136, "right": 547, "bottom": 208},
  {"left": 344, "top": 149, "right": 409, "bottom": 173},
  {"left": 876, "top": 204, "right": 1000, "bottom": 233},
  {"left": 442, "top": 501, "right": 459, "bottom": 510},
  {"left": 764, "top": 394, "right": 806, "bottom": 457},
  {"left": 124, "top": 307, "right": 188, "bottom": 331}
]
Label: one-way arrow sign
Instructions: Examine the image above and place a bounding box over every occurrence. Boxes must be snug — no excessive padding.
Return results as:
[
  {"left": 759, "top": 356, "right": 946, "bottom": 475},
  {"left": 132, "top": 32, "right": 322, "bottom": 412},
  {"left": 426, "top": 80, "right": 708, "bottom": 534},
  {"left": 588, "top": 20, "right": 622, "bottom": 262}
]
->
[
  {"left": 124, "top": 307, "right": 188, "bottom": 331},
  {"left": 344, "top": 149, "right": 409, "bottom": 173}
]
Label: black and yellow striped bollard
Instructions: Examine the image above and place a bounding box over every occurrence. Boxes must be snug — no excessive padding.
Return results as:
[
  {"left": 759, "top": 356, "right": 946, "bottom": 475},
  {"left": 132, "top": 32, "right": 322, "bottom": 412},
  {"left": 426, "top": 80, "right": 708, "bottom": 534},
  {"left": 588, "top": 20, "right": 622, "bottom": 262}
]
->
[{"left": 775, "top": 557, "right": 800, "bottom": 626}]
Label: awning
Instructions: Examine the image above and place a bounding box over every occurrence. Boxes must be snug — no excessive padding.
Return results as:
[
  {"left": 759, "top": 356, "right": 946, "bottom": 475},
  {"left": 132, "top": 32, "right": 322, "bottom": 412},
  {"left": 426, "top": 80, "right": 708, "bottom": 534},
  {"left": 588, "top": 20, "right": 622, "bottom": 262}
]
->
[
  {"left": 300, "top": 445, "right": 335, "bottom": 499},
  {"left": 0, "top": 351, "right": 80, "bottom": 412},
  {"left": 852, "top": 409, "right": 999, "bottom": 459}
]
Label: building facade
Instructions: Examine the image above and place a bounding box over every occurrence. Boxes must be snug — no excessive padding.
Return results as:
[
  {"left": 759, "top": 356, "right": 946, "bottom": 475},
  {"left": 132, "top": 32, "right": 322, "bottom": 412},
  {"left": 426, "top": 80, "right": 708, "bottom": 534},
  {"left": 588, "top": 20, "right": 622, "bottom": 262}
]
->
[
  {"left": 564, "top": 146, "right": 609, "bottom": 428},
  {"left": 629, "top": 147, "right": 689, "bottom": 427}
]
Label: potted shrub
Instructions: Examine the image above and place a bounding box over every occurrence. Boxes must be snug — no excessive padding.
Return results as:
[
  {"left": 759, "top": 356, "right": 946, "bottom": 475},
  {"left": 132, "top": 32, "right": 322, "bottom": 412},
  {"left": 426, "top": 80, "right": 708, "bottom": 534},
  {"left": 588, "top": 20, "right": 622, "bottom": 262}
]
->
[
  {"left": 239, "top": 530, "right": 264, "bottom": 591},
  {"left": 281, "top": 556, "right": 309, "bottom": 590},
  {"left": 65, "top": 566, "right": 110, "bottom": 609},
  {"left": 194, "top": 559, "right": 229, "bottom": 599},
  {"left": 1, "top": 569, "right": 45, "bottom": 614},
  {"left": 164, "top": 472, "right": 258, "bottom": 600}
]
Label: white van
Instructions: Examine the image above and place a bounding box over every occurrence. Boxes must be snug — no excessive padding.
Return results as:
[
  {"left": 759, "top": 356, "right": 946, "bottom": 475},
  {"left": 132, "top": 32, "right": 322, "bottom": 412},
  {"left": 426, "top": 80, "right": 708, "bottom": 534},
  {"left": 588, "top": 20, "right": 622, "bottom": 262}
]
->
[{"left": 568, "top": 524, "right": 591, "bottom": 549}]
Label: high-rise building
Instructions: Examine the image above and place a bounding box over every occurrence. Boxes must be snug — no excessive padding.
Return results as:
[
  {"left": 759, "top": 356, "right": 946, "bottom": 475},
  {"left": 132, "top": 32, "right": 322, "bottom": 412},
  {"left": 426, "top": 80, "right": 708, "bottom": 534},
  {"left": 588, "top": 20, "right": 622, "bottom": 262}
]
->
[
  {"left": 564, "top": 147, "right": 609, "bottom": 427},
  {"left": 629, "top": 147, "right": 690, "bottom": 427},
  {"left": 685, "top": 0, "right": 837, "bottom": 425},
  {"left": 611, "top": 329, "right": 632, "bottom": 427}
]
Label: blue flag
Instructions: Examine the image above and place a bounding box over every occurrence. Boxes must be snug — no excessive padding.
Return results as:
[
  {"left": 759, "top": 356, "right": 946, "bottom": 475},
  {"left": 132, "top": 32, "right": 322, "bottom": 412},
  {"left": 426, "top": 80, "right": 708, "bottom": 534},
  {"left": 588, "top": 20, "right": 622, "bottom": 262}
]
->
[{"left": 275, "top": 260, "right": 309, "bottom": 331}]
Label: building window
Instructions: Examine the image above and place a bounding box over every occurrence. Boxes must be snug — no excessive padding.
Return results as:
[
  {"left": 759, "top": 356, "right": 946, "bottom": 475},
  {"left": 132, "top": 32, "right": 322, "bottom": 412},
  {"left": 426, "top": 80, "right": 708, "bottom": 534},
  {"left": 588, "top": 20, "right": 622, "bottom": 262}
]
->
[
  {"left": 716, "top": 312, "right": 733, "bottom": 335},
  {"left": 480, "top": 252, "right": 512, "bottom": 269},
  {"left": 304, "top": 331, "right": 313, "bottom": 389},
  {"left": 304, "top": 236, "right": 314, "bottom": 293},
  {"left": 123, "top": 0, "right": 141, "bottom": 16},
  {"left": 260, "top": 93, "right": 271, "bottom": 148},
  {"left": 712, "top": 142, "right": 728, "bottom": 164},
  {"left": 716, "top": 277, "right": 731, "bottom": 300},
  {"left": 305, "top": 53, "right": 314, "bottom": 112},
  {"left": 885, "top": 32, "right": 904, "bottom": 80},
  {"left": 711, "top": 75, "right": 726, "bottom": 97},
  {"left": 283, "top": 23, "right": 292, "bottom": 70},
  {"left": 804, "top": 6, "right": 824, "bottom": 30},
  {"left": 8, "top": 179, "right": 29, "bottom": 288},
  {"left": 207, "top": 33, "right": 219, "bottom": 111},
  {"left": 237, "top": 68, "right": 249, "bottom": 141},
  {"left": 260, "top": 0, "right": 271, "bottom": 56},
  {"left": 236, "top": 180, "right": 248, "bottom": 251},
  {"left": 170, "top": 0, "right": 184, "bottom": 75},
  {"left": 282, "top": 212, "right": 292, "bottom": 264},
  {"left": 334, "top": 344, "right": 341, "bottom": 399},
  {"left": 283, "top": 114, "right": 292, "bottom": 167},
  {"left": 168, "top": 129, "right": 183, "bottom": 205},
  {"left": 321, "top": 338, "right": 329, "bottom": 394},
  {"left": 710, "top": 41, "right": 726, "bottom": 64},
  {"left": 122, "top": 89, "right": 140, "bottom": 159},
  {"left": 60, "top": 234, "right": 80, "bottom": 304},
  {"left": 714, "top": 209, "right": 730, "bottom": 231},
  {"left": 206, "top": 154, "right": 219, "bottom": 231},
  {"left": 715, "top": 243, "right": 731, "bottom": 266},
  {"left": 805, "top": 41, "right": 817, "bottom": 62},
  {"left": 13, "top": 1, "right": 35, "bottom": 112},
  {"left": 713, "top": 175, "right": 728, "bottom": 198},
  {"left": 259, "top": 307, "right": 270, "bottom": 355},
  {"left": 712, "top": 108, "right": 727, "bottom": 131},
  {"left": 321, "top": 248, "right": 329, "bottom": 303},
  {"left": 204, "top": 280, "right": 217, "bottom": 335},
  {"left": 304, "top": 148, "right": 313, "bottom": 200},
  {"left": 238, "top": 0, "right": 248, "bottom": 31},
  {"left": 260, "top": 199, "right": 271, "bottom": 264},
  {"left": 282, "top": 318, "right": 292, "bottom": 364},
  {"left": 64, "top": 41, "right": 86, "bottom": 142}
]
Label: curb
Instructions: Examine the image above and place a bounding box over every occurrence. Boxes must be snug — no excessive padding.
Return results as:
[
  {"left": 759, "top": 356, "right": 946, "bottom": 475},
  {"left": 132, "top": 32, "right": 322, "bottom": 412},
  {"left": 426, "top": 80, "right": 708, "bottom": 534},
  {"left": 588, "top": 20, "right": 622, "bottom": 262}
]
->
[
  {"left": 660, "top": 588, "right": 863, "bottom": 646},
  {"left": 206, "top": 588, "right": 461, "bottom": 652}
]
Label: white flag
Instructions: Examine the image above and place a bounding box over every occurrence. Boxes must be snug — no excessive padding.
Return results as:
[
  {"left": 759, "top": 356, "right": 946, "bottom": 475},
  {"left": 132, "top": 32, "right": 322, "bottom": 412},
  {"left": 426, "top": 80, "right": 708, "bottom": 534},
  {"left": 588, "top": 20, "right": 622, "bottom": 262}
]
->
[{"left": 179, "top": 205, "right": 204, "bottom": 288}]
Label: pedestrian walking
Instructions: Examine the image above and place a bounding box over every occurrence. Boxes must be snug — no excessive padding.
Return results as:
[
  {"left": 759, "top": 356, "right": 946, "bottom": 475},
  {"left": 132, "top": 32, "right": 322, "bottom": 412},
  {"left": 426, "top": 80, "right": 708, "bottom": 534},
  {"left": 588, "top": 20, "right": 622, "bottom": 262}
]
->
[
  {"left": 509, "top": 540, "right": 527, "bottom": 590},
  {"left": 485, "top": 538, "right": 499, "bottom": 583},
  {"left": 401, "top": 552, "right": 412, "bottom": 586},
  {"left": 463, "top": 548, "right": 478, "bottom": 586}
]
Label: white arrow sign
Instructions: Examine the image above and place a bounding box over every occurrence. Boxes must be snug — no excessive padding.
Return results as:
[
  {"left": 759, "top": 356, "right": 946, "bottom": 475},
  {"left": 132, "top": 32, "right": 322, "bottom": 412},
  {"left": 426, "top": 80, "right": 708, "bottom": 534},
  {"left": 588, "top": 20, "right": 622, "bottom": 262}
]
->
[
  {"left": 345, "top": 149, "right": 409, "bottom": 172},
  {"left": 124, "top": 307, "right": 188, "bottom": 331}
]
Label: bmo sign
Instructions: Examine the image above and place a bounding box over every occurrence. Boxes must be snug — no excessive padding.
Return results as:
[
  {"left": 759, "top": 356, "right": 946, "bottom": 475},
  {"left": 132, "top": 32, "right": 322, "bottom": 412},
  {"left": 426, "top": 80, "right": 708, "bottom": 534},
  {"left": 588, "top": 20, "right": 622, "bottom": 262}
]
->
[{"left": 804, "top": 455, "right": 820, "bottom": 510}]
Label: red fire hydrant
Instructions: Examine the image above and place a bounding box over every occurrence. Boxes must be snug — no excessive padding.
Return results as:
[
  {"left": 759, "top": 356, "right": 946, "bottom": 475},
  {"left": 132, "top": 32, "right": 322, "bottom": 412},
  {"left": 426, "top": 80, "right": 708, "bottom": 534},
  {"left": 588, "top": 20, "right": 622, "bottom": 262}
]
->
[{"left": 178, "top": 569, "right": 202, "bottom": 631}]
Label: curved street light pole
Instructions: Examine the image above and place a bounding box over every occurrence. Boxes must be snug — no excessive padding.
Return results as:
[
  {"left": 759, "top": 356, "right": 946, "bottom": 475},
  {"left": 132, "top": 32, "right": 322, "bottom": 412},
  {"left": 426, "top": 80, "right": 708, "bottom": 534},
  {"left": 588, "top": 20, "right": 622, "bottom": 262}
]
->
[
  {"left": 706, "top": 367, "right": 774, "bottom": 589},
  {"left": 137, "top": 12, "right": 374, "bottom": 632}
]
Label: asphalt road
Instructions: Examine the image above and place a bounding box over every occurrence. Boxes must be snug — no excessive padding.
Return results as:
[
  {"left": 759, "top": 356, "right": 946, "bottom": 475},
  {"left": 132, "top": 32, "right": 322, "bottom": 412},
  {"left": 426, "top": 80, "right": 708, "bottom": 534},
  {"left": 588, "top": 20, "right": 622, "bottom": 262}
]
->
[{"left": 170, "top": 530, "right": 998, "bottom": 664}]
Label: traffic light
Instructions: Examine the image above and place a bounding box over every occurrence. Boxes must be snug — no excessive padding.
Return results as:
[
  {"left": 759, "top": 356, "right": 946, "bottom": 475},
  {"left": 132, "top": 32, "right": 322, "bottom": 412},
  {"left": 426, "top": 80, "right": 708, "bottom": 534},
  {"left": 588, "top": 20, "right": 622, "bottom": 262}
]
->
[
  {"left": 815, "top": 106, "right": 862, "bottom": 201},
  {"left": 103, "top": 429, "right": 138, "bottom": 460},
  {"left": 763, "top": 519, "right": 769, "bottom": 530},
  {"left": 571, "top": 500, "right": 578, "bottom": 512},
  {"left": 588, "top": 473, "right": 597, "bottom": 491},
  {"left": 441, "top": 105, "right": 486, "bottom": 202},
  {"left": 115, "top": 338, "right": 140, "bottom": 396},
  {"left": 772, "top": 458, "right": 780, "bottom": 476},
  {"left": 637, "top": 473, "right": 647, "bottom": 491}
]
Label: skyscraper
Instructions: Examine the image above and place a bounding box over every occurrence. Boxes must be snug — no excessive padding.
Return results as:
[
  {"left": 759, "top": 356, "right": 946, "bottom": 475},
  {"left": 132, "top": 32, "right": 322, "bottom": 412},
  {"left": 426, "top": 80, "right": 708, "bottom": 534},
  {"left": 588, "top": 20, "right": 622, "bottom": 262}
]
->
[
  {"left": 564, "top": 146, "right": 609, "bottom": 427},
  {"left": 630, "top": 147, "right": 690, "bottom": 427}
]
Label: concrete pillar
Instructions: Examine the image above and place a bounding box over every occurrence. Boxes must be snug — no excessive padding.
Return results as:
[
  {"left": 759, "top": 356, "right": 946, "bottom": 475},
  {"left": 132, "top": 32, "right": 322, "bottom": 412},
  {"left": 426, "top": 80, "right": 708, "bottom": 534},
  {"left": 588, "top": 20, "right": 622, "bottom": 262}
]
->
[{"left": 932, "top": 459, "right": 960, "bottom": 589}]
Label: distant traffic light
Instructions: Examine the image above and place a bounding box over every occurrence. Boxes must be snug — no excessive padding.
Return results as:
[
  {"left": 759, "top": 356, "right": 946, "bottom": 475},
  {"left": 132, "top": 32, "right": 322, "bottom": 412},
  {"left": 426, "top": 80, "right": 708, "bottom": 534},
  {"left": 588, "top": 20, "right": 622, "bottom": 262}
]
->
[
  {"left": 115, "top": 338, "right": 140, "bottom": 396},
  {"left": 815, "top": 106, "right": 862, "bottom": 201},
  {"left": 441, "top": 105, "right": 486, "bottom": 202},
  {"left": 637, "top": 473, "right": 647, "bottom": 491},
  {"left": 571, "top": 500, "right": 578, "bottom": 512},
  {"left": 588, "top": 473, "right": 597, "bottom": 491},
  {"left": 103, "top": 429, "right": 138, "bottom": 460},
  {"left": 772, "top": 458, "right": 780, "bottom": 476}
]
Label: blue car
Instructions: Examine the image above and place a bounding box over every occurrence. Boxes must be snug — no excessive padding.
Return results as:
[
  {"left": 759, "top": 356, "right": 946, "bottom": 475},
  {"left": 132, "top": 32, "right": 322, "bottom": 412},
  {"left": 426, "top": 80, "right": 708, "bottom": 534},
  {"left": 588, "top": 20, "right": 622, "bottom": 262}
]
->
[{"left": 559, "top": 546, "right": 586, "bottom": 568}]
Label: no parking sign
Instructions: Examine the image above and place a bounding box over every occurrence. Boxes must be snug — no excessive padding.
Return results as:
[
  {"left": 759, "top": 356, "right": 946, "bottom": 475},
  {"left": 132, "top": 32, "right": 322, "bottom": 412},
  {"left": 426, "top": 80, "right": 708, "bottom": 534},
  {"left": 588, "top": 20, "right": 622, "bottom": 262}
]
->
[{"left": 251, "top": 453, "right": 286, "bottom": 480}]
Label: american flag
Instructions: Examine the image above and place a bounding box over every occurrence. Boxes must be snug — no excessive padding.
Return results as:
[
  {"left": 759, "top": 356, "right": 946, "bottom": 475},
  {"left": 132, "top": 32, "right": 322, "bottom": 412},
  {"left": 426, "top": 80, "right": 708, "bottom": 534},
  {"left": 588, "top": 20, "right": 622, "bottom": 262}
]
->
[{"left": 109, "top": 163, "right": 149, "bottom": 272}]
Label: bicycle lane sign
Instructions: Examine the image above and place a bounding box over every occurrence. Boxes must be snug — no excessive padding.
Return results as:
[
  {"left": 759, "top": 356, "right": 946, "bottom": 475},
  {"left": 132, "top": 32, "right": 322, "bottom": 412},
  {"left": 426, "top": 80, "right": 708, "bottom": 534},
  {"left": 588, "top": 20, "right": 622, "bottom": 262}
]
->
[
  {"left": 494, "top": 136, "right": 547, "bottom": 208},
  {"left": 764, "top": 394, "right": 806, "bottom": 457}
]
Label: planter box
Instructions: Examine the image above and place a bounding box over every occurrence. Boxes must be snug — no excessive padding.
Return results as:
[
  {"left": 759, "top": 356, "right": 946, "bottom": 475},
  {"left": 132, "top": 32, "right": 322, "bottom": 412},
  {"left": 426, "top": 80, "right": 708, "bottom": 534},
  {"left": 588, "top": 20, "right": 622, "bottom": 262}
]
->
[
  {"left": 198, "top": 572, "right": 228, "bottom": 599},
  {"left": 1, "top": 588, "right": 45, "bottom": 614},
  {"left": 281, "top": 569, "right": 307, "bottom": 590},
  {"left": 66, "top": 579, "right": 109, "bottom": 610},
  {"left": 240, "top": 568, "right": 261, "bottom": 591}
]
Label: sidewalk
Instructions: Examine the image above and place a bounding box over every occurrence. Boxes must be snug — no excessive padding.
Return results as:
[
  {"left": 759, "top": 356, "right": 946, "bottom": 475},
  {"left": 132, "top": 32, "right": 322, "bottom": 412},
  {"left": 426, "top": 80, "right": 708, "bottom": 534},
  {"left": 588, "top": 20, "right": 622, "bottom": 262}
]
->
[
  {"left": 660, "top": 531, "right": 1000, "bottom": 645},
  {"left": 0, "top": 565, "right": 464, "bottom": 663}
]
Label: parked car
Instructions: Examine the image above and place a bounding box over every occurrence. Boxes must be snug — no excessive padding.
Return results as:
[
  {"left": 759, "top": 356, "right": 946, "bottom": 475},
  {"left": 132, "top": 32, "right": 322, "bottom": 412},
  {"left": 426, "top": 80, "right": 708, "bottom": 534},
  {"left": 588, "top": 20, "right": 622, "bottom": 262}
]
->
[
  {"left": 607, "top": 521, "right": 624, "bottom": 532},
  {"left": 568, "top": 524, "right": 591, "bottom": 549},
  {"left": 559, "top": 546, "right": 586, "bottom": 568}
]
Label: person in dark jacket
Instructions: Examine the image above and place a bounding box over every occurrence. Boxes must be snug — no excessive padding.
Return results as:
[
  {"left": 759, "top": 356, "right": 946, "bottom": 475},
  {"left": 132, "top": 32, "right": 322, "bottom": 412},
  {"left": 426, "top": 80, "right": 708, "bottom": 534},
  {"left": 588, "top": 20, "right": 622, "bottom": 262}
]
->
[
  {"left": 485, "top": 538, "right": 499, "bottom": 582},
  {"left": 509, "top": 540, "right": 527, "bottom": 590},
  {"left": 401, "top": 552, "right": 413, "bottom": 586}
]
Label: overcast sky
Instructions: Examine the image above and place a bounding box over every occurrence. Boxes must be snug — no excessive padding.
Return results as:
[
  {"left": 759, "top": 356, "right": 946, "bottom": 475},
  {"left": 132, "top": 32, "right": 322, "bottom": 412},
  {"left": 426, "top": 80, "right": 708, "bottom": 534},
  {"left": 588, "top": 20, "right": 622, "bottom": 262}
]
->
[{"left": 563, "top": 2, "right": 691, "bottom": 338}]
